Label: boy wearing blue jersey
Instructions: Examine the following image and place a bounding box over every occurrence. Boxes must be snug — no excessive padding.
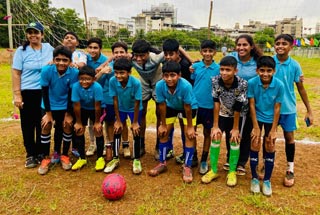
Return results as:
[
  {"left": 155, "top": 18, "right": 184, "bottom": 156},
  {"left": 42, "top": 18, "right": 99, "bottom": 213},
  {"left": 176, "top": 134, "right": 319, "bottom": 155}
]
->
[
  {"left": 148, "top": 61, "right": 198, "bottom": 183},
  {"left": 248, "top": 56, "right": 284, "bottom": 196},
  {"left": 191, "top": 40, "right": 220, "bottom": 175},
  {"left": 71, "top": 66, "right": 105, "bottom": 171},
  {"left": 37, "top": 46, "right": 78, "bottom": 175},
  {"left": 108, "top": 58, "right": 143, "bottom": 174},
  {"left": 273, "top": 34, "right": 313, "bottom": 187},
  {"left": 201, "top": 56, "right": 248, "bottom": 187}
]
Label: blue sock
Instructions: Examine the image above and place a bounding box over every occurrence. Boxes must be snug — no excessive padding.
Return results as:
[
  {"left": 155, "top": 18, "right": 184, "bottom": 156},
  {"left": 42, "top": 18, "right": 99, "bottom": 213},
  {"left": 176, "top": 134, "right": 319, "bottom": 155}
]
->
[
  {"left": 159, "top": 141, "right": 169, "bottom": 163},
  {"left": 184, "top": 146, "right": 195, "bottom": 167},
  {"left": 168, "top": 128, "right": 174, "bottom": 150},
  {"left": 250, "top": 150, "right": 259, "bottom": 179},
  {"left": 264, "top": 152, "right": 275, "bottom": 181}
]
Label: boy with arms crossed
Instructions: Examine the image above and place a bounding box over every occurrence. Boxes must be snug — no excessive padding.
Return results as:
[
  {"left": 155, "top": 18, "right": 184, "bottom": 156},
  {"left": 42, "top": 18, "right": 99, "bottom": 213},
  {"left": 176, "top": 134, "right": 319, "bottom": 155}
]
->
[
  {"left": 248, "top": 56, "right": 284, "bottom": 196},
  {"left": 38, "top": 45, "right": 78, "bottom": 175},
  {"left": 201, "top": 56, "right": 247, "bottom": 187},
  {"left": 148, "top": 61, "right": 198, "bottom": 183}
]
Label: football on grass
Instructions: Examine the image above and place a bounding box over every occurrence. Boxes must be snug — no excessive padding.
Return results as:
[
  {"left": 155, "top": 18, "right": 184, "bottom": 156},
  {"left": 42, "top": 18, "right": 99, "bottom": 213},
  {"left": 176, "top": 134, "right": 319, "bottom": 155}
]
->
[{"left": 102, "top": 173, "right": 126, "bottom": 200}]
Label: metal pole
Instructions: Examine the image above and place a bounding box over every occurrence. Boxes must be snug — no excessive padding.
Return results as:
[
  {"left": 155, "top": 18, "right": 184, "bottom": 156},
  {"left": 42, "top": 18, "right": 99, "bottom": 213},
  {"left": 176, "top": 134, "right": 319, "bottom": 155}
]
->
[
  {"left": 6, "top": 0, "right": 13, "bottom": 49},
  {"left": 82, "top": 0, "right": 89, "bottom": 39},
  {"left": 208, "top": 0, "right": 213, "bottom": 40}
]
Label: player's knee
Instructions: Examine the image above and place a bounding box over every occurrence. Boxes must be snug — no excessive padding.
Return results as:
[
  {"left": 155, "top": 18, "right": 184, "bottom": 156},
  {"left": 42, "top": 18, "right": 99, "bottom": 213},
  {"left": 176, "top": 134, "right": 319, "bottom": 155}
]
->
[{"left": 42, "top": 123, "right": 52, "bottom": 134}]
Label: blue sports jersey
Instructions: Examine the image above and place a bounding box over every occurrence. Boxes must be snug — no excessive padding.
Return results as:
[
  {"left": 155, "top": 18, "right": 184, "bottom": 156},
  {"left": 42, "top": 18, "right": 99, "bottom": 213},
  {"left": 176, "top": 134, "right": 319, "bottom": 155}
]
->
[
  {"left": 229, "top": 52, "right": 257, "bottom": 81},
  {"left": 156, "top": 78, "right": 198, "bottom": 110},
  {"left": 87, "top": 53, "right": 108, "bottom": 86},
  {"left": 40, "top": 64, "right": 79, "bottom": 110},
  {"left": 191, "top": 60, "right": 220, "bottom": 108},
  {"left": 72, "top": 50, "right": 87, "bottom": 64},
  {"left": 248, "top": 76, "right": 284, "bottom": 123},
  {"left": 12, "top": 43, "right": 54, "bottom": 90},
  {"left": 273, "top": 55, "right": 302, "bottom": 114},
  {"left": 72, "top": 81, "right": 104, "bottom": 110},
  {"left": 109, "top": 75, "right": 143, "bottom": 112}
]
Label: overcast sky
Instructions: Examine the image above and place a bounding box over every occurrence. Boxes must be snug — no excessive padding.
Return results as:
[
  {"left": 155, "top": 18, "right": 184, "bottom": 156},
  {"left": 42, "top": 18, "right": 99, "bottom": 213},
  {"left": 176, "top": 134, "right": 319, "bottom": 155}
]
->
[{"left": 51, "top": 0, "right": 320, "bottom": 33}]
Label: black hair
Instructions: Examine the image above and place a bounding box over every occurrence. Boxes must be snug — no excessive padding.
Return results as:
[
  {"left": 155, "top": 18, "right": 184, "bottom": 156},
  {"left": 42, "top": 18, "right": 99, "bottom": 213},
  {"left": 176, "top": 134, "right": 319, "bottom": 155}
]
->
[
  {"left": 220, "top": 56, "right": 237, "bottom": 69},
  {"left": 132, "top": 39, "right": 151, "bottom": 53},
  {"left": 113, "top": 57, "right": 132, "bottom": 72},
  {"left": 111, "top": 41, "right": 128, "bottom": 52},
  {"left": 162, "top": 61, "right": 181, "bottom": 74},
  {"left": 162, "top": 39, "right": 180, "bottom": 52},
  {"left": 235, "top": 34, "right": 263, "bottom": 61},
  {"left": 256, "top": 56, "right": 276, "bottom": 69},
  {"left": 275, "top": 34, "right": 294, "bottom": 45},
  {"left": 79, "top": 65, "right": 95, "bottom": 77},
  {"left": 63, "top": 31, "right": 79, "bottom": 41},
  {"left": 201, "top": 40, "right": 217, "bottom": 50},
  {"left": 87, "top": 37, "right": 102, "bottom": 49},
  {"left": 53, "top": 45, "right": 72, "bottom": 60}
]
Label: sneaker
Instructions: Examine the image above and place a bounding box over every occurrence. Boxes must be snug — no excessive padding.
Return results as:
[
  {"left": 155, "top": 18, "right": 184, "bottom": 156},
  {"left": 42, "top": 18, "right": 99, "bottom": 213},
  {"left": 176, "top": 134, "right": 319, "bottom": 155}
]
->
[
  {"left": 95, "top": 157, "right": 106, "bottom": 171},
  {"left": 283, "top": 171, "right": 295, "bottom": 187},
  {"left": 251, "top": 178, "right": 260, "bottom": 194},
  {"left": 192, "top": 155, "right": 198, "bottom": 167},
  {"left": 226, "top": 171, "right": 237, "bottom": 187},
  {"left": 105, "top": 145, "right": 112, "bottom": 161},
  {"left": 201, "top": 170, "right": 219, "bottom": 184},
  {"left": 71, "top": 148, "right": 80, "bottom": 158},
  {"left": 223, "top": 163, "right": 230, "bottom": 171},
  {"left": 25, "top": 156, "right": 37, "bottom": 168},
  {"left": 199, "top": 161, "right": 209, "bottom": 175},
  {"left": 262, "top": 180, "right": 272, "bottom": 196},
  {"left": 123, "top": 147, "right": 131, "bottom": 159},
  {"left": 50, "top": 151, "right": 60, "bottom": 164},
  {"left": 71, "top": 158, "right": 87, "bottom": 170},
  {"left": 132, "top": 159, "right": 142, "bottom": 174},
  {"left": 175, "top": 153, "right": 185, "bottom": 164},
  {"left": 86, "top": 144, "right": 96, "bottom": 156},
  {"left": 38, "top": 158, "right": 51, "bottom": 175},
  {"left": 182, "top": 165, "right": 193, "bottom": 183},
  {"left": 60, "top": 155, "right": 72, "bottom": 170},
  {"left": 166, "top": 149, "right": 174, "bottom": 159},
  {"left": 104, "top": 158, "right": 120, "bottom": 173},
  {"left": 236, "top": 165, "right": 246, "bottom": 176},
  {"left": 148, "top": 162, "right": 167, "bottom": 176},
  {"left": 154, "top": 149, "right": 160, "bottom": 160}
]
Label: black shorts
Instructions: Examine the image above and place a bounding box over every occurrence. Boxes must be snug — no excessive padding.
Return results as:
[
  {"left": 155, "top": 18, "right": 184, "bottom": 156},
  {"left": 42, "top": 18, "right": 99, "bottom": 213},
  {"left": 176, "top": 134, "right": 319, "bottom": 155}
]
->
[{"left": 196, "top": 107, "right": 213, "bottom": 129}]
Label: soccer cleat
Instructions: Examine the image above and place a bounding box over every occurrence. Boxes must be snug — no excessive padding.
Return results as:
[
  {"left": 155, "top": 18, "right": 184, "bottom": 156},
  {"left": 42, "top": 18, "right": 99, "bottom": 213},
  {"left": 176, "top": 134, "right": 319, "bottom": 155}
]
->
[
  {"left": 201, "top": 170, "right": 219, "bottom": 184},
  {"left": 175, "top": 153, "right": 185, "bottom": 164},
  {"left": 182, "top": 165, "right": 193, "bottom": 183},
  {"left": 71, "top": 148, "right": 80, "bottom": 158},
  {"left": 262, "top": 180, "right": 272, "bottom": 196},
  {"left": 226, "top": 171, "right": 237, "bottom": 187},
  {"left": 123, "top": 147, "right": 131, "bottom": 159},
  {"left": 236, "top": 165, "right": 246, "bottom": 176},
  {"left": 60, "top": 155, "right": 72, "bottom": 170},
  {"left": 71, "top": 158, "right": 87, "bottom": 170},
  {"left": 199, "top": 161, "right": 209, "bottom": 175},
  {"left": 148, "top": 162, "right": 168, "bottom": 177},
  {"left": 223, "top": 163, "right": 230, "bottom": 171},
  {"left": 38, "top": 158, "right": 51, "bottom": 175},
  {"left": 104, "top": 158, "right": 120, "bottom": 173},
  {"left": 86, "top": 144, "right": 96, "bottom": 156},
  {"left": 25, "top": 156, "right": 38, "bottom": 168},
  {"left": 50, "top": 151, "right": 60, "bottom": 164},
  {"left": 132, "top": 159, "right": 142, "bottom": 174},
  {"left": 95, "top": 157, "right": 106, "bottom": 171},
  {"left": 166, "top": 149, "right": 174, "bottom": 159},
  {"left": 283, "top": 171, "right": 295, "bottom": 187},
  {"left": 250, "top": 178, "right": 260, "bottom": 194}
]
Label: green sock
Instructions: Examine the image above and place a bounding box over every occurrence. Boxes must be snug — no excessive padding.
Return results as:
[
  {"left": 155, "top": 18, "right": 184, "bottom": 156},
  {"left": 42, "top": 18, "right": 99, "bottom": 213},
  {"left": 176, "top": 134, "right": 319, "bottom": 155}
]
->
[
  {"left": 229, "top": 142, "right": 240, "bottom": 172},
  {"left": 209, "top": 140, "right": 220, "bottom": 173}
]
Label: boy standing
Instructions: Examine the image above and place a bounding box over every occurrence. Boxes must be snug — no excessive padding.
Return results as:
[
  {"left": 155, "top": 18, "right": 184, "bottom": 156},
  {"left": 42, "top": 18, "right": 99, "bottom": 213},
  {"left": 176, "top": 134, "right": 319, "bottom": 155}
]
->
[
  {"left": 71, "top": 66, "right": 105, "bottom": 171},
  {"left": 38, "top": 45, "right": 78, "bottom": 175},
  {"left": 248, "top": 56, "right": 284, "bottom": 196},
  {"left": 201, "top": 56, "right": 248, "bottom": 187},
  {"left": 148, "top": 61, "right": 198, "bottom": 183},
  {"left": 191, "top": 40, "right": 220, "bottom": 174},
  {"left": 107, "top": 58, "right": 143, "bottom": 174}
]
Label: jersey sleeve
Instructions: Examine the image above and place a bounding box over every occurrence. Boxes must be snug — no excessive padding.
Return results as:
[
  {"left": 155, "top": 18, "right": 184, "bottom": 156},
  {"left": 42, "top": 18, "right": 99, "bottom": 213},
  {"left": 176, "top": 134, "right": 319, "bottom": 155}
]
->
[
  {"left": 275, "top": 80, "right": 285, "bottom": 103},
  {"left": 247, "top": 79, "right": 255, "bottom": 98},
  {"left": 182, "top": 84, "right": 193, "bottom": 105},
  {"left": 71, "top": 83, "right": 81, "bottom": 102},
  {"left": 155, "top": 81, "right": 165, "bottom": 103},
  {"left": 40, "top": 65, "right": 51, "bottom": 87},
  {"left": 12, "top": 47, "right": 23, "bottom": 70},
  {"left": 108, "top": 77, "right": 117, "bottom": 97},
  {"left": 134, "top": 79, "right": 142, "bottom": 101},
  {"left": 294, "top": 62, "right": 303, "bottom": 83},
  {"left": 94, "top": 83, "right": 103, "bottom": 102}
]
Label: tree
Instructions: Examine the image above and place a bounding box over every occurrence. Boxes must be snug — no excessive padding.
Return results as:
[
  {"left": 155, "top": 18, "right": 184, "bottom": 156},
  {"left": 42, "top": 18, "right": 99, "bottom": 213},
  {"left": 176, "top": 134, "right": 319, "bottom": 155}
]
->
[
  {"left": 254, "top": 28, "right": 275, "bottom": 48},
  {"left": 0, "top": 0, "right": 9, "bottom": 47}
]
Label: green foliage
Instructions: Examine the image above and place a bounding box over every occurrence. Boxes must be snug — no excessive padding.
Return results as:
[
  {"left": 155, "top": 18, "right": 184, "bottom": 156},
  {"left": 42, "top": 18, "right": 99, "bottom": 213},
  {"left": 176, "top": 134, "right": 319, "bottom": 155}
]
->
[
  {"left": 254, "top": 27, "right": 275, "bottom": 48},
  {"left": 0, "top": 0, "right": 9, "bottom": 47}
]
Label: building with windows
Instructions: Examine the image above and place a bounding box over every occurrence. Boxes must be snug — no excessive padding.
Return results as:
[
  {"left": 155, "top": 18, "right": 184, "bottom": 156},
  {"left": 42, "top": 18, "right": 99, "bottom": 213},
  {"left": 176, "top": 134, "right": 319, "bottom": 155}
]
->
[{"left": 275, "top": 17, "right": 303, "bottom": 38}]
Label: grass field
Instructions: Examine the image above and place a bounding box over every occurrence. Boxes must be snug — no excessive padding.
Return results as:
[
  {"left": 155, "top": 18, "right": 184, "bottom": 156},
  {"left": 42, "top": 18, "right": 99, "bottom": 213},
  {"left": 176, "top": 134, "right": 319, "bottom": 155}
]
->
[{"left": 0, "top": 49, "right": 319, "bottom": 215}]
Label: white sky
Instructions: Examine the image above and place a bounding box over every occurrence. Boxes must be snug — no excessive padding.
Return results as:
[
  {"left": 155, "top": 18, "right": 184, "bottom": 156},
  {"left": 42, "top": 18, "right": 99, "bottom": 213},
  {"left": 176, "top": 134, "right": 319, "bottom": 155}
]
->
[{"left": 51, "top": 0, "right": 320, "bottom": 33}]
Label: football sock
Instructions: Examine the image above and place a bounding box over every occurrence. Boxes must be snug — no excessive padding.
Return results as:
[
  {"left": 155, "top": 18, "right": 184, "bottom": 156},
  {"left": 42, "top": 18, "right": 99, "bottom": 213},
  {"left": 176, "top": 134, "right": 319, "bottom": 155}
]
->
[
  {"left": 249, "top": 150, "right": 259, "bottom": 179},
  {"left": 159, "top": 141, "right": 169, "bottom": 163},
  {"left": 229, "top": 142, "right": 240, "bottom": 172},
  {"left": 210, "top": 140, "right": 220, "bottom": 173},
  {"left": 184, "top": 146, "right": 195, "bottom": 167},
  {"left": 41, "top": 134, "right": 51, "bottom": 156},
  {"left": 264, "top": 152, "right": 275, "bottom": 181},
  {"left": 96, "top": 136, "right": 104, "bottom": 158},
  {"left": 113, "top": 133, "right": 121, "bottom": 158},
  {"left": 133, "top": 135, "right": 141, "bottom": 159},
  {"left": 62, "top": 132, "right": 72, "bottom": 156},
  {"left": 201, "top": 151, "right": 208, "bottom": 162}
]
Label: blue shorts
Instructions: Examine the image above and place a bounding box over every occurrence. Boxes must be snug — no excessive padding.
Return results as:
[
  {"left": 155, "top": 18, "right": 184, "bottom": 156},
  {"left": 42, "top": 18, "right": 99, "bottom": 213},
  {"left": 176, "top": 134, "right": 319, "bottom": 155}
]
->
[
  {"left": 119, "top": 110, "right": 142, "bottom": 124},
  {"left": 103, "top": 104, "right": 116, "bottom": 123},
  {"left": 196, "top": 107, "right": 213, "bottom": 129},
  {"left": 279, "top": 113, "right": 297, "bottom": 132}
]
